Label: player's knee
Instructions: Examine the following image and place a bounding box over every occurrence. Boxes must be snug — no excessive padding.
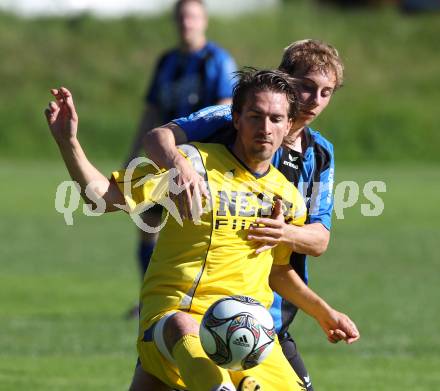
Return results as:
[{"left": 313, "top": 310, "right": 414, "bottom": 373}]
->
[{"left": 164, "top": 311, "right": 200, "bottom": 352}]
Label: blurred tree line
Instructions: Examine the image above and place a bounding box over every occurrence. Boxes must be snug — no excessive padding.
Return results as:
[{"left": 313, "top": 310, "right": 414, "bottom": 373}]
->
[{"left": 0, "top": 1, "right": 439, "bottom": 162}]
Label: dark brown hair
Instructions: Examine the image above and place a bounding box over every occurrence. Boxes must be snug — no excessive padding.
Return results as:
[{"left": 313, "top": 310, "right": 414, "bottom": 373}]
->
[{"left": 232, "top": 68, "right": 299, "bottom": 119}]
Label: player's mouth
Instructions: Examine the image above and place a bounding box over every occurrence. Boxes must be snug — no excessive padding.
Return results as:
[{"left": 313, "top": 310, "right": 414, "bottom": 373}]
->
[
  {"left": 301, "top": 110, "right": 316, "bottom": 117},
  {"left": 254, "top": 138, "right": 272, "bottom": 146}
]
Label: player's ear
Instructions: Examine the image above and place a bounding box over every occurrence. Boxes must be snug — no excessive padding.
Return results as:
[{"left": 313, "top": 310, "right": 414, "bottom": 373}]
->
[{"left": 232, "top": 111, "right": 241, "bottom": 130}]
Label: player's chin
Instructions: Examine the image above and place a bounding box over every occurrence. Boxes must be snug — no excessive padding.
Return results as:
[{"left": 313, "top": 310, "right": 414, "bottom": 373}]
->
[
  {"left": 252, "top": 145, "right": 274, "bottom": 160},
  {"left": 298, "top": 113, "right": 316, "bottom": 126}
]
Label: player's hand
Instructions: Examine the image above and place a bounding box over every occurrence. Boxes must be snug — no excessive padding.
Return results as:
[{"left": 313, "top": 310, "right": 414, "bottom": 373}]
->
[
  {"left": 171, "top": 157, "right": 209, "bottom": 221},
  {"left": 317, "top": 308, "right": 360, "bottom": 345},
  {"left": 247, "top": 199, "right": 287, "bottom": 254},
  {"left": 44, "top": 87, "right": 78, "bottom": 144}
]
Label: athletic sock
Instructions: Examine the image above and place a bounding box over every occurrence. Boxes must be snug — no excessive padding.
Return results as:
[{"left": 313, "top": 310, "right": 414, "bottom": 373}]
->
[{"left": 172, "top": 334, "right": 235, "bottom": 391}]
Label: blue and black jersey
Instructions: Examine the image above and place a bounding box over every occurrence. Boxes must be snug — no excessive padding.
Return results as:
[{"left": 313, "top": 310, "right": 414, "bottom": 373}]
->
[
  {"left": 146, "top": 42, "right": 237, "bottom": 123},
  {"left": 174, "top": 104, "right": 335, "bottom": 337},
  {"left": 270, "top": 130, "right": 334, "bottom": 336}
]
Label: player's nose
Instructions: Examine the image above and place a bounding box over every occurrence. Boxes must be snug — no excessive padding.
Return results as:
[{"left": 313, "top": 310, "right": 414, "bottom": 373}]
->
[
  {"left": 261, "top": 116, "right": 273, "bottom": 134},
  {"left": 310, "top": 91, "right": 323, "bottom": 108}
]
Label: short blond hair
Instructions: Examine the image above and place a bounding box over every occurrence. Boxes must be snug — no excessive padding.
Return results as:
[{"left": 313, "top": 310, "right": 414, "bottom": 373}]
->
[{"left": 279, "top": 39, "right": 344, "bottom": 90}]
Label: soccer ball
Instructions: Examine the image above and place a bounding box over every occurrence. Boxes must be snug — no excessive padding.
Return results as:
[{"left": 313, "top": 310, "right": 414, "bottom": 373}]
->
[{"left": 199, "top": 295, "right": 276, "bottom": 370}]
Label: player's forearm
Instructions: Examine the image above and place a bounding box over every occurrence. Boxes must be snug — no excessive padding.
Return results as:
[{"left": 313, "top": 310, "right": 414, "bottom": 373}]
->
[
  {"left": 144, "top": 124, "right": 188, "bottom": 170},
  {"left": 270, "top": 265, "right": 359, "bottom": 343},
  {"left": 269, "top": 265, "right": 332, "bottom": 320},
  {"left": 284, "top": 222, "right": 330, "bottom": 257},
  {"left": 56, "top": 137, "right": 118, "bottom": 211}
]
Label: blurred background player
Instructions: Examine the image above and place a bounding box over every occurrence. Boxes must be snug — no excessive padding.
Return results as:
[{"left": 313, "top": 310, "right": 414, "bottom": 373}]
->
[
  {"left": 123, "top": 0, "right": 237, "bottom": 304},
  {"left": 143, "top": 39, "right": 342, "bottom": 390}
]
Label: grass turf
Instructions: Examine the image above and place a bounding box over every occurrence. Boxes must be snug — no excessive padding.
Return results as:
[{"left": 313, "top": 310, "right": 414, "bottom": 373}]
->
[{"left": 0, "top": 160, "right": 438, "bottom": 390}]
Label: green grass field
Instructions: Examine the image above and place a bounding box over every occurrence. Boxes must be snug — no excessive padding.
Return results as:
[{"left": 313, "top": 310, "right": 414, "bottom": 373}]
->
[
  {"left": 0, "top": 160, "right": 438, "bottom": 390},
  {"left": 1, "top": 1, "right": 439, "bottom": 388}
]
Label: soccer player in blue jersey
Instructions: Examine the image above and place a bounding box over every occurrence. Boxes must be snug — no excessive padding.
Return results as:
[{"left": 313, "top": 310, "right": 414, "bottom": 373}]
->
[
  {"left": 124, "top": 0, "right": 237, "bottom": 290},
  {"left": 142, "top": 39, "right": 343, "bottom": 390}
]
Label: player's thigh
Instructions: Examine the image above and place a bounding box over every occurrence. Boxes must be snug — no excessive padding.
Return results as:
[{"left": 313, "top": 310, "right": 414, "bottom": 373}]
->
[{"left": 230, "top": 339, "right": 306, "bottom": 391}]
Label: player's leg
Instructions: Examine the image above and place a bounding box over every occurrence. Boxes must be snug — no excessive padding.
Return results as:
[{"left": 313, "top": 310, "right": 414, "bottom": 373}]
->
[
  {"left": 138, "top": 311, "right": 236, "bottom": 391},
  {"left": 129, "top": 360, "right": 171, "bottom": 391},
  {"left": 137, "top": 206, "right": 162, "bottom": 275},
  {"left": 163, "top": 311, "right": 236, "bottom": 391},
  {"left": 230, "top": 338, "right": 306, "bottom": 391},
  {"left": 280, "top": 334, "right": 314, "bottom": 391}
]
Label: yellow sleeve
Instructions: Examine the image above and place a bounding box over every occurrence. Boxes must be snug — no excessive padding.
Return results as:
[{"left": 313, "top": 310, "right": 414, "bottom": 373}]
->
[
  {"left": 288, "top": 188, "right": 307, "bottom": 227},
  {"left": 110, "top": 147, "right": 193, "bottom": 213},
  {"left": 111, "top": 165, "right": 169, "bottom": 213}
]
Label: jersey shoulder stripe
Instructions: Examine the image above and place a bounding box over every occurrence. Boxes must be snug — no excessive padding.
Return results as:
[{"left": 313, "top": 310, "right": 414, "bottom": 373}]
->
[{"left": 308, "top": 128, "right": 334, "bottom": 157}]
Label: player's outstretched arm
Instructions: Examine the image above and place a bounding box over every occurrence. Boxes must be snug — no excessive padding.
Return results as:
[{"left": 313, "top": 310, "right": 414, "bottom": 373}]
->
[
  {"left": 269, "top": 264, "right": 360, "bottom": 344},
  {"left": 44, "top": 87, "right": 124, "bottom": 212},
  {"left": 144, "top": 123, "right": 209, "bottom": 219}
]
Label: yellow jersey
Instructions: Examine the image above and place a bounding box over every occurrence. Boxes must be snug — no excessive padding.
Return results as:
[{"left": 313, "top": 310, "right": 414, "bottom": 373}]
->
[{"left": 112, "top": 143, "right": 306, "bottom": 335}]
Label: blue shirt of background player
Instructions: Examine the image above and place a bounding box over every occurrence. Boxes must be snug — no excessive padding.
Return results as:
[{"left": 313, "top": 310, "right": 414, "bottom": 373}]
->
[
  {"left": 146, "top": 42, "right": 237, "bottom": 124},
  {"left": 173, "top": 104, "right": 335, "bottom": 337}
]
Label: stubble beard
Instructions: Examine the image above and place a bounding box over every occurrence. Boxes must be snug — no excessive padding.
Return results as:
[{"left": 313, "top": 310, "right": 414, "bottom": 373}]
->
[{"left": 249, "top": 144, "right": 273, "bottom": 164}]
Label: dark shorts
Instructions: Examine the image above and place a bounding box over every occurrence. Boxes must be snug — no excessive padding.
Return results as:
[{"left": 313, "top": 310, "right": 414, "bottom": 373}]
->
[{"left": 279, "top": 334, "right": 314, "bottom": 391}]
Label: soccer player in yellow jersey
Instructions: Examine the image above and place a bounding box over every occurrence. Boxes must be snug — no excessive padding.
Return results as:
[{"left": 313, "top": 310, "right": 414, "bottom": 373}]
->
[
  {"left": 45, "top": 70, "right": 359, "bottom": 391},
  {"left": 113, "top": 139, "right": 307, "bottom": 329}
]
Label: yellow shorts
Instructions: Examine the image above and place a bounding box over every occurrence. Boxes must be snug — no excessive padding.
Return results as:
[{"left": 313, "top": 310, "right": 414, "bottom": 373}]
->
[{"left": 137, "top": 311, "right": 305, "bottom": 391}]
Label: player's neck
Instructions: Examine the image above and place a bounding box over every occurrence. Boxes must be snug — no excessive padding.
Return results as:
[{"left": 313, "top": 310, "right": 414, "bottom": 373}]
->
[
  {"left": 231, "top": 143, "right": 271, "bottom": 176},
  {"left": 180, "top": 36, "right": 207, "bottom": 53},
  {"left": 283, "top": 125, "right": 305, "bottom": 152},
  {"left": 246, "top": 160, "right": 270, "bottom": 175}
]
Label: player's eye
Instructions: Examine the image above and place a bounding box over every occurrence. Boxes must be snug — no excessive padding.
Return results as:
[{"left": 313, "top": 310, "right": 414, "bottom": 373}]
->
[{"left": 322, "top": 88, "right": 333, "bottom": 98}]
